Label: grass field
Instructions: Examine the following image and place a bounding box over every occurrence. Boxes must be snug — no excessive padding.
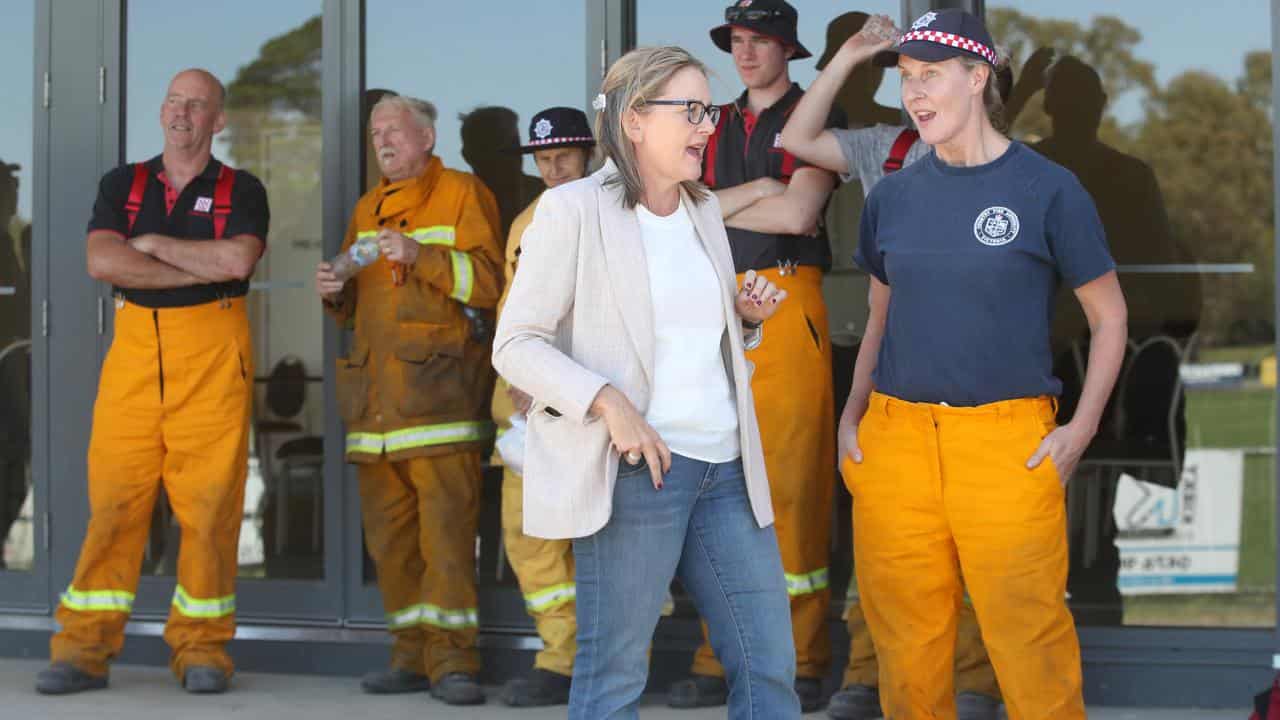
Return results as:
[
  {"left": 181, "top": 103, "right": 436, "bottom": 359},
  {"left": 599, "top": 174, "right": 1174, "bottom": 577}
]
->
[{"left": 1121, "top": 386, "right": 1276, "bottom": 627}]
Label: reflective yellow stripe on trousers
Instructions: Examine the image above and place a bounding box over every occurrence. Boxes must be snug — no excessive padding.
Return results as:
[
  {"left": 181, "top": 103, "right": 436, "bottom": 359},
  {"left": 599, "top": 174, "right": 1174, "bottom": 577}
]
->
[
  {"left": 386, "top": 602, "right": 479, "bottom": 631},
  {"left": 524, "top": 583, "right": 576, "bottom": 613},
  {"left": 171, "top": 584, "right": 236, "bottom": 619},
  {"left": 784, "top": 567, "right": 830, "bottom": 597},
  {"left": 60, "top": 586, "right": 135, "bottom": 613}
]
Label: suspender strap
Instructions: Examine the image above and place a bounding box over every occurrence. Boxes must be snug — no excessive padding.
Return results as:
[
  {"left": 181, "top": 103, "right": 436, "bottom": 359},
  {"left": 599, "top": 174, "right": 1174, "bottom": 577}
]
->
[
  {"left": 212, "top": 164, "right": 235, "bottom": 240},
  {"left": 125, "top": 163, "right": 149, "bottom": 235},
  {"left": 882, "top": 128, "right": 921, "bottom": 174},
  {"left": 701, "top": 105, "right": 731, "bottom": 188}
]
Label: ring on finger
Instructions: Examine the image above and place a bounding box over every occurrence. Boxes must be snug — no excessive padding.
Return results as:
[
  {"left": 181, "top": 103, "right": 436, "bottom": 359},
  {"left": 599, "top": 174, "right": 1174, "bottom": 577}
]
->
[{"left": 625, "top": 450, "right": 642, "bottom": 464}]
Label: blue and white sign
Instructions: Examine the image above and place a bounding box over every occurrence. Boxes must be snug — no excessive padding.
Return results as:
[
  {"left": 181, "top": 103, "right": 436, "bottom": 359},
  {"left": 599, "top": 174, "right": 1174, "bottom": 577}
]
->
[{"left": 1115, "top": 449, "right": 1243, "bottom": 594}]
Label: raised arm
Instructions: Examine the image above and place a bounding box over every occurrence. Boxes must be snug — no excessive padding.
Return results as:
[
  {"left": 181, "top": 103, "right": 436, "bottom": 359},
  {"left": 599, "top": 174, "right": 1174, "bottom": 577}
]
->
[{"left": 780, "top": 14, "right": 898, "bottom": 173}]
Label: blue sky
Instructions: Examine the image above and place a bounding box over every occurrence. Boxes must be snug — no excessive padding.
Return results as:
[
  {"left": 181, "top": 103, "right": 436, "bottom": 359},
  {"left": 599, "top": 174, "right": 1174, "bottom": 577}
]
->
[
  {"left": 0, "top": 0, "right": 1272, "bottom": 222},
  {"left": 0, "top": 1, "right": 34, "bottom": 220}
]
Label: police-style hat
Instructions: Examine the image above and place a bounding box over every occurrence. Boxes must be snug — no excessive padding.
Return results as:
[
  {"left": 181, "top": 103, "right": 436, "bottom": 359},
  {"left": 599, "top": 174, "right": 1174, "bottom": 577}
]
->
[
  {"left": 873, "top": 9, "right": 998, "bottom": 68},
  {"left": 515, "top": 107, "right": 596, "bottom": 154},
  {"left": 710, "top": 0, "right": 812, "bottom": 61}
]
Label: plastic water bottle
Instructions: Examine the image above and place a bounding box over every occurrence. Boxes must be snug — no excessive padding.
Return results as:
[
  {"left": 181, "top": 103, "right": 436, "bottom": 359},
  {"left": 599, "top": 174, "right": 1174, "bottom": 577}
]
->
[{"left": 328, "top": 236, "right": 380, "bottom": 282}]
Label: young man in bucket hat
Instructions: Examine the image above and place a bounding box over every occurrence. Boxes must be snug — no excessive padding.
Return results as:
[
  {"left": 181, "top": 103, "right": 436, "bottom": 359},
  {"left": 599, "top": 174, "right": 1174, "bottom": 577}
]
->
[
  {"left": 490, "top": 106, "right": 594, "bottom": 708},
  {"left": 666, "top": 1, "right": 844, "bottom": 712}
]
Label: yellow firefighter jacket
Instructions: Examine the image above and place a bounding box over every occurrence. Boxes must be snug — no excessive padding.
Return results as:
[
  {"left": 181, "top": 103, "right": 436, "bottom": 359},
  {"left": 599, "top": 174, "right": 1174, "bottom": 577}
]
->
[{"left": 326, "top": 156, "right": 504, "bottom": 463}]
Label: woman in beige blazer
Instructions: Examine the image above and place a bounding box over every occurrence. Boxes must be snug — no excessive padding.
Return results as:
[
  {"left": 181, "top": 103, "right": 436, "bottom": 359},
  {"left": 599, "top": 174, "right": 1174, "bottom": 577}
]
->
[{"left": 492, "top": 46, "right": 801, "bottom": 719}]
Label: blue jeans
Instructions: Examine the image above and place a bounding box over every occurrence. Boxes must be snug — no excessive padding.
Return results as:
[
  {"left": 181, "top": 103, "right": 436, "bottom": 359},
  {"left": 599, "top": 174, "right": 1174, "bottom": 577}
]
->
[{"left": 569, "top": 454, "right": 799, "bottom": 719}]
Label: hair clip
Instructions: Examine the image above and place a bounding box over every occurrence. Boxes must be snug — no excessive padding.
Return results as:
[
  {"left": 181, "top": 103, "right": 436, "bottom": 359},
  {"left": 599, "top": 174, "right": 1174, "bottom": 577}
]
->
[{"left": 592, "top": 93, "right": 607, "bottom": 111}]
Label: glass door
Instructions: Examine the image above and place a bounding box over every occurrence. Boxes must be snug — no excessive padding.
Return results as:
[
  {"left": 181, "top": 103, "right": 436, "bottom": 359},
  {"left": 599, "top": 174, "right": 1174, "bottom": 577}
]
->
[
  {"left": 349, "top": 0, "right": 592, "bottom": 629},
  {"left": 0, "top": 0, "right": 47, "bottom": 613},
  {"left": 115, "top": 0, "right": 337, "bottom": 622}
]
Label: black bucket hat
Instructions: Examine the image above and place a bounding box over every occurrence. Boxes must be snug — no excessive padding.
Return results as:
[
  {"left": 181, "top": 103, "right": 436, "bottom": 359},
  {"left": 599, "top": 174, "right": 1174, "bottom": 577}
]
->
[
  {"left": 710, "top": 0, "right": 811, "bottom": 61},
  {"left": 514, "top": 106, "right": 596, "bottom": 154}
]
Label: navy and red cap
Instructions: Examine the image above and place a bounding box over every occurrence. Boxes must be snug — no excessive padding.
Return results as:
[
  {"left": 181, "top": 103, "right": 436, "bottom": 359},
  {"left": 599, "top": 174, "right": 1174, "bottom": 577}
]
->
[
  {"left": 710, "top": 0, "right": 812, "bottom": 61},
  {"left": 873, "top": 9, "right": 999, "bottom": 68},
  {"left": 513, "top": 106, "right": 596, "bottom": 154}
]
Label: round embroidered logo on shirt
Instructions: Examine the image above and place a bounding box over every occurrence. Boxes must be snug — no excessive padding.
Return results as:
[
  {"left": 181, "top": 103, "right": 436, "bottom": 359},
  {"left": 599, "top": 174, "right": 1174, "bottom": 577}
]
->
[{"left": 973, "top": 206, "right": 1020, "bottom": 246}]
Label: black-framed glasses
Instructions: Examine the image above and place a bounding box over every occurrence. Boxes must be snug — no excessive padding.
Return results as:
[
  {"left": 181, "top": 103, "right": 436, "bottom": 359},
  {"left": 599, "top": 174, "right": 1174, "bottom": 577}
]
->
[
  {"left": 724, "top": 6, "right": 784, "bottom": 23},
  {"left": 643, "top": 99, "right": 721, "bottom": 126}
]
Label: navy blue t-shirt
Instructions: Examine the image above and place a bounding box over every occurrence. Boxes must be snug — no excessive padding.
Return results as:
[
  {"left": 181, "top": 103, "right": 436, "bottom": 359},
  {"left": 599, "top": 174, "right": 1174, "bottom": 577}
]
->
[{"left": 855, "top": 141, "right": 1114, "bottom": 406}]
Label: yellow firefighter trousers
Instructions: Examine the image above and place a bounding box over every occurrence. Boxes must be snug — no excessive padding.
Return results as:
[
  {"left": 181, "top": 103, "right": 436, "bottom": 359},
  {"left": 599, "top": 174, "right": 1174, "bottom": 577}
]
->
[
  {"left": 359, "top": 451, "right": 483, "bottom": 681},
  {"left": 501, "top": 468, "right": 576, "bottom": 677},
  {"left": 843, "top": 597, "right": 1000, "bottom": 698},
  {"left": 51, "top": 298, "right": 252, "bottom": 679},
  {"left": 843, "top": 392, "right": 1084, "bottom": 720},
  {"left": 692, "top": 267, "right": 835, "bottom": 680}
]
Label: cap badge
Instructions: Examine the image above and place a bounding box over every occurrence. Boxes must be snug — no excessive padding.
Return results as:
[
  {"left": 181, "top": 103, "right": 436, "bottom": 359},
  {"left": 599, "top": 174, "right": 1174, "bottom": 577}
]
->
[{"left": 911, "top": 11, "right": 938, "bottom": 30}]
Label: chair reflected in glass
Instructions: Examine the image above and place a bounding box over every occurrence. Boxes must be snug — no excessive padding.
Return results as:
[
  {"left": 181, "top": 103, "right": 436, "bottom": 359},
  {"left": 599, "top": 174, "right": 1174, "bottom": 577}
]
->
[{"left": 255, "top": 355, "right": 324, "bottom": 579}]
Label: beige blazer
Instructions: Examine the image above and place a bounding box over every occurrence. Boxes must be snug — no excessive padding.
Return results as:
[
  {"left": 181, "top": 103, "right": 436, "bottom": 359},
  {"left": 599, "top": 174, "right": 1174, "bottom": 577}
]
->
[{"left": 492, "top": 161, "right": 773, "bottom": 540}]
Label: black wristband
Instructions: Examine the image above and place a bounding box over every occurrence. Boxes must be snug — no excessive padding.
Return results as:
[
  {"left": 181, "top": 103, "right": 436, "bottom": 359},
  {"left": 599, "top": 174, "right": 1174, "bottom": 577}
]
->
[{"left": 741, "top": 318, "right": 763, "bottom": 330}]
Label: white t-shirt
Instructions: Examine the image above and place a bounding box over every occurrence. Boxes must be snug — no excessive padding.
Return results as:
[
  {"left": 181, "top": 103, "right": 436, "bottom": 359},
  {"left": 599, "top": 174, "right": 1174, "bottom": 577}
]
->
[{"left": 635, "top": 199, "right": 740, "bottom": 463}]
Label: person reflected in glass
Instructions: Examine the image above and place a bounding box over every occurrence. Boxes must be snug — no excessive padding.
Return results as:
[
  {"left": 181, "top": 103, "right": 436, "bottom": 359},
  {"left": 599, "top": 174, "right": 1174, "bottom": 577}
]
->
[
  {"left": 1026, "top": 54, "right": 1201, "bottom": 625},
  {"left": 0, "top": 160, "right": 30, "bottom": 572},
  {"left": 459, "top": 106, "right": 546, "bottom": 239}
]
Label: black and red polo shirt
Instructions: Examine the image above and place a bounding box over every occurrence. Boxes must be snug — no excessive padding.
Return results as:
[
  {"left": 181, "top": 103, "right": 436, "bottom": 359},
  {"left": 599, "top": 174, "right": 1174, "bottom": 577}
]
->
[
  {"left": 88, "top": 155, "right": 270, "bottom": 308},
  {"left": 702, "top": 83, "right": 844, "bottom": 274}
]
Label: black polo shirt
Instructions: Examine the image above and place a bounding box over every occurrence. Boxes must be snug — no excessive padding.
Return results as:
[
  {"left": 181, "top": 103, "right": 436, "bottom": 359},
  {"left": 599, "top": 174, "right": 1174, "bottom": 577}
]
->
[
  {"left": 702, "top": 83, "right": 844, "bottom": 274},
  {"left": 88, "top": 155, "right": 270, "bottom": 308}
]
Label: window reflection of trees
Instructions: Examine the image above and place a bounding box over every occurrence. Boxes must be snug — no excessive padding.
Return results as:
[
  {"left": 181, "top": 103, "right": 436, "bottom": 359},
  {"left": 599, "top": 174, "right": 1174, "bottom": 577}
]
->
[
  {"left": 994, "top": 8, "right": 1272, "bottom": 347},
  {"left": 993, "top": 6, "right": 1275, "bottom": 628},
  {"left": 224, "top": 14, "right": 326, "bottom": 580}
]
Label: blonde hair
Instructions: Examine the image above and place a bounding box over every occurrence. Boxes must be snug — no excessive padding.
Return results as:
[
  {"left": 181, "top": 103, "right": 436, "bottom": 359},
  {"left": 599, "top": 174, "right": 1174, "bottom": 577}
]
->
[
  {"left": 371, "top": 94, "right": 438, "bottom": 131},
  {"left": 594, "top": 46, "right": 711, "bottom": 209},
  {"left": 958, "top": 46, "right": 1011, "bottom": 134}
]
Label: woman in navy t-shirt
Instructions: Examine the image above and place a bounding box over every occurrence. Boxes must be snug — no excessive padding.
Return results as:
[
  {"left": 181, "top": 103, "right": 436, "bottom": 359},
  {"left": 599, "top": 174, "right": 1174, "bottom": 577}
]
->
[{"left": 839, "top": 10, "right": 1127, "bottom": 720}]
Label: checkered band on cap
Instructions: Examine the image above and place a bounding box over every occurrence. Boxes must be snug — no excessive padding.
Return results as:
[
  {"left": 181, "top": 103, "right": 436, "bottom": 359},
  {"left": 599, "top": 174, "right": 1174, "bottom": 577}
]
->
[
  {"left": 524, "top": 135, "right": 593, "bottom": 147},
  {"left": 897, "top": 30, "right": 998, "bottom": 65}
]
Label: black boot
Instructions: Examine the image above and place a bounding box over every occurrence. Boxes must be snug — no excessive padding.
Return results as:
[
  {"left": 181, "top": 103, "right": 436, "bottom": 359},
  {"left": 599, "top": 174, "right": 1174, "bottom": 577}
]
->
[
  {"left": 499, "top": 667, "right": 572, "bottom": 707},
  {"left": 359, "top": 667, "right": 430, "bottom": 695},
  {"left": 34, "top": 662, "right": 108, "bottom": 696},
  {"left": 182, "top": 666, "right": 229, "bottom": 694},
  {"left": 956, "top": 691, "right": 1002, "bottom": 720},
  {"left": 827, "top": 683, "right": 881, "bottom": 719},
  {"left": 667, "top": 673, "right": 728, "bottom": 708},
  {"left": 796, "top": 676, "right": 827, "bottom": 713},
  {"left": 429, "top": 672, "right": 485, "bottom": 706}
]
